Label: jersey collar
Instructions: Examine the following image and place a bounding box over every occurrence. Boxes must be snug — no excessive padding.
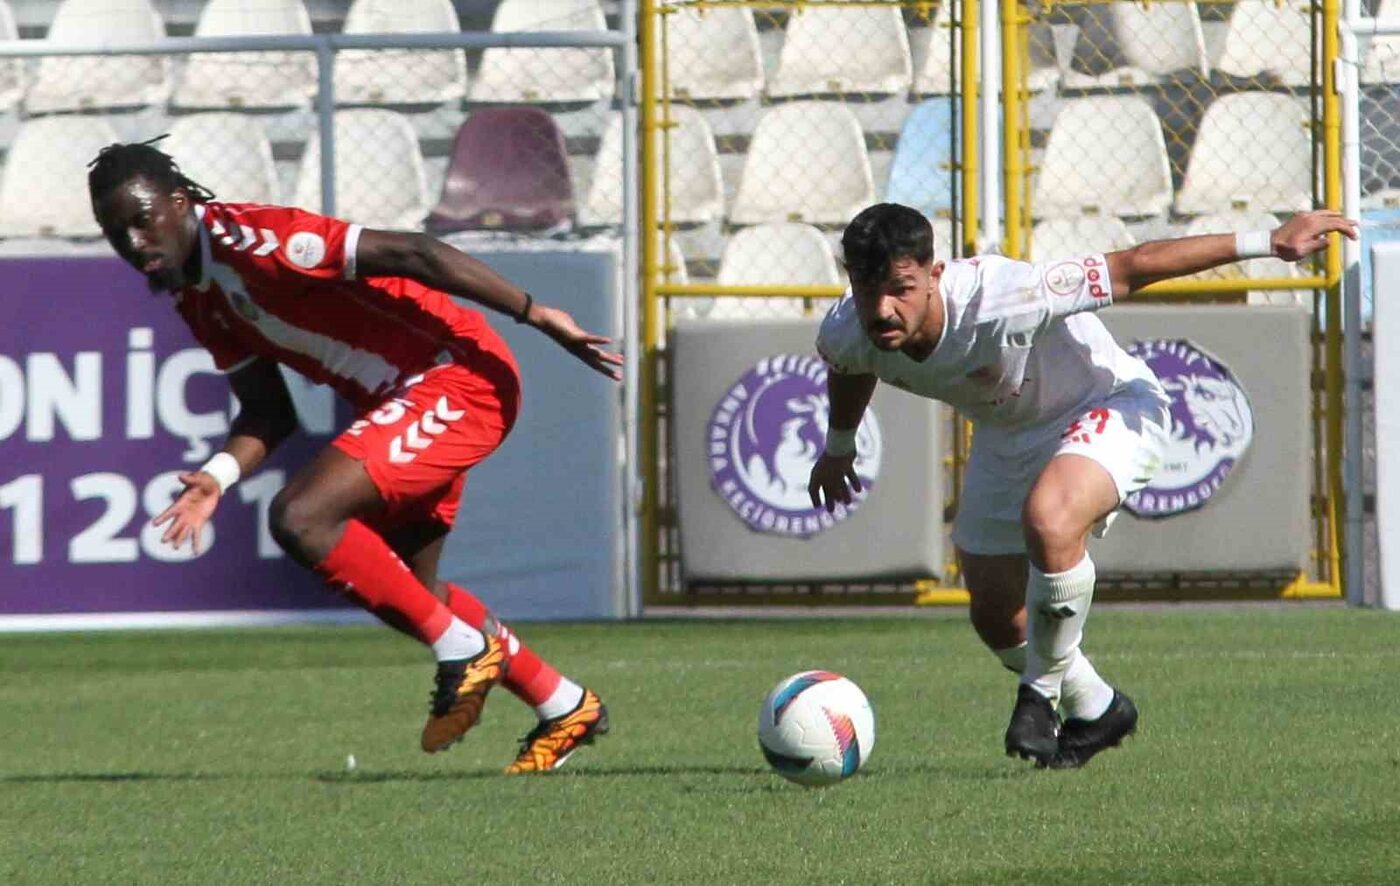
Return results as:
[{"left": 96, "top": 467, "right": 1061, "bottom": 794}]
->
[{"left": 192, "top": 203, "right": 212, "bottom": 292}]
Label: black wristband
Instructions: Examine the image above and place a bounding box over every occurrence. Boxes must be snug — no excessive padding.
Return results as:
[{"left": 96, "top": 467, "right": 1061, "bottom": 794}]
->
[{"left": 515, "top": 292, "right": 534, "bottom": 324}]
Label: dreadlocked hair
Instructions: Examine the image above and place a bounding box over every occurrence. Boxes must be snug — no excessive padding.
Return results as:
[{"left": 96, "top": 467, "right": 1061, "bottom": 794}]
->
[{"left": 87, "top": 135, "right": 216, "bottom": 204}]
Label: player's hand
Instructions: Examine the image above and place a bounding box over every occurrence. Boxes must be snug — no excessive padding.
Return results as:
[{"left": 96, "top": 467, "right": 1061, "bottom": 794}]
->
[
  {"left": 530, "top": 305, "right": 624, "bottom": 381},
  {"left": 808, "top": 452, "right": 862, "bottom": 514},
  {"left": 1272, "top": 210, "right": 1359, "bottom": 262},
  {"left": 151, "top": 471, "right": 222, "bottom": 554}
]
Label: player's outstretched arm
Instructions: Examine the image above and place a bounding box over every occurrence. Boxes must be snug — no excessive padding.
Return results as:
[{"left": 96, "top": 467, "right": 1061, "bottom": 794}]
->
[
  {"left": 808, "top": 372, "right": 878, "bottom": 513},
  {"left": 152, "top": 359, "right": 298, "bottom": 553},
  {"left": 355, "top": 229, "right": 623, "bottom": 381},
  {"left": 1104, "top": 209, "right": 1358, "bottom": 297}
]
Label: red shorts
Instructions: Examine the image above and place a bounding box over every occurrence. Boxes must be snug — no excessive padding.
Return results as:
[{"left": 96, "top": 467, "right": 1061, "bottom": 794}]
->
[{"left": 332, "top": 363, "right": 520, "bottom": 530}]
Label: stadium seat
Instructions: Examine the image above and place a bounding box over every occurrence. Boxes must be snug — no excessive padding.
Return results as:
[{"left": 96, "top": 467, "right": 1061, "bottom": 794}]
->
[
  {"left": 1359, "top": 208, "right": 1400, "bottom": 323},
  {"left": 730, "top": 102, "right": 874, "bottom": 226},
  {"left": 913, "top": 1, "right": 957, "bottom": 96},
  {"left": 470, "top": 0, "right": 615, "bottom": 104},
  {"left": 767, "top": 0, "right": 912, "bottom": 98},
  {"left": 1363, "top": 0, "right": 1400, "bottom": 85},
  {"left": 1061, "top": 2, "right": 1209, "bottom": 90},
  {"left": 1033, "top": 96, "right": 1172, "bottom": 220},
  {"left": 25, "top": 0, "right": 170, "bottom": 114},
  {"left": 885, "top": 98, "right": 958, "bottom": 221},
  {"left": 294, "top": 109, "right": 429, "bottom": 230},
  {"left": 164, "top": 114, "right": 280, "bottom": 205},
  {"left": 1028, "top": 215, "right": 1136, "bottom": 262},
  {"left": 173, "top": 0, "right": 316, "bottom": 109},
  {"left": 661, "top": 2, "right": 764, "bottom": 101},
  {"left": 705, "top": 222, "right": 842, "bottom": 319},
  {"left": 1215, "top": 0, "right": 1313, "bottom": 87},
  {"left": 335, "top": 0, "right": 467, "bottom": 105},
  {"left": 1183, "top": 211, "right": 1306, "bottom": 306},
  {"left": 0, "top": 116, "right": 120, "bottom": 238},
  {"left": 425, "top": 107, "right": 574, "bottom": 233},
  {"left": 582, "top": 107, "right": 722, "bottom": 228},
  {"left": 0, "top": 1, "right": 24, "bottom": 112},
  {"left": 1176, "top": 93, "right": 1312, "bottom": 216}
]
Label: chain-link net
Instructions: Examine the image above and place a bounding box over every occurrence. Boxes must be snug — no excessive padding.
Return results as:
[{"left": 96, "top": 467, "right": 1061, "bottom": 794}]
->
[
  {"left": 1016, "top": 0, "right": 1325, "bottom": 304},
  {"left": 651, "top": 0, "right": 963, "bottom": 321},
  {"left": 0, "top": 1, "right": 619, "bottom": 252}
]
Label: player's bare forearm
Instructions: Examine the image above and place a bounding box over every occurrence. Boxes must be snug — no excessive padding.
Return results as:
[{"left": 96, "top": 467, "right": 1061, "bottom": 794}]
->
[
  {"left": 1105, "top": 210, "right": 1358, "bottom": 297},
  {"left": 357, "top": 229, "right": 534, "bottom": 322},
  {"left": 828, "top": 371, "right": 878, "bottom": 431}
]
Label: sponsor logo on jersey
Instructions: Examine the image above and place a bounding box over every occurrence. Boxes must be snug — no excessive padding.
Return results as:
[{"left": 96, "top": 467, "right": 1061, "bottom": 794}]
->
[
  {"left": 705, "top": 354, "right": 882, "bottom": 537},
  {"left": 1123, "top": 338, "right": 1254, "bottom": 518},
  {"left": 285, "top": 231, "right": 327, "bottom": 269}
]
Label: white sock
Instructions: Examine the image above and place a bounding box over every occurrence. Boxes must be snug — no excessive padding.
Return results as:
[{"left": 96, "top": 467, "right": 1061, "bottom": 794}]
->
[
  {"left": 430, "top": 617, "right": 486, "bottom": 662},
  {"left": 535, "top": 678, "right": 585, "bottom": 721},
  {"left": 1022, "top": 553, "right": 1096, "bottom": 705},
  {"left": 1060, "top": 649, "right": 1114, "bottom": 721},
  {"left": 994, "top": 643, "right": 1027, "bottom": 674}
]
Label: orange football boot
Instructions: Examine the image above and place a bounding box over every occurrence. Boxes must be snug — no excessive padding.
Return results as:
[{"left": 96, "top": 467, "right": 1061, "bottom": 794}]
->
[
  {"left": 421, "top": 633, "right": 508, "bottom": 753},
  {"left": 504, "top": 688, "right": 610, "bottom": 774}
]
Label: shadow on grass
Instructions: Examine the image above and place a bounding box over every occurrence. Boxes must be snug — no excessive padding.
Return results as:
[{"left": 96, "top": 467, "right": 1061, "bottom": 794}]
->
[
  {"left": 313, "top": 761, "right": 1036, "bottom": 785},
  {"left": 0, "top": 771, "right": 236, "bottom": 784}
]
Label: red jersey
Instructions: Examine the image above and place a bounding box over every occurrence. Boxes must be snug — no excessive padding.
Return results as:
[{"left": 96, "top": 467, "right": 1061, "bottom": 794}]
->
[{"left": 173, "top": 201, "right": 520, "bottom": 410}]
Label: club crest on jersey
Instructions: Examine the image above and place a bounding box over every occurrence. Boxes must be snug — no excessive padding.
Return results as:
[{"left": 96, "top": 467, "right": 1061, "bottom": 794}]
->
[
  {"left": 1123, "top": 338, "right": 1254, "bottom": 518},
  {"left": 285, "top": 231, "right": 327, "bottom": 269},
  {"left": 706, "top": 353, "right": 882, "bottom": 537},
  {"left": 1045, "top": 261, "right": 1086, "bottom": 296}
]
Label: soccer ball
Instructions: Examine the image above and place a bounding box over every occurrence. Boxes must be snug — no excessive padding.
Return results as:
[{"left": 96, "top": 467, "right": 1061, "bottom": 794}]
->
[{"left": 757, "top": 670, "right": 875, "bottom": 786}]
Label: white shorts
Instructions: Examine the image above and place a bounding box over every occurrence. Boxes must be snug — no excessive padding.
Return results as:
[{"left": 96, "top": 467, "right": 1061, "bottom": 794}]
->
[{"left": 951, "top": 381, "right": 1171, "bottom": 556}]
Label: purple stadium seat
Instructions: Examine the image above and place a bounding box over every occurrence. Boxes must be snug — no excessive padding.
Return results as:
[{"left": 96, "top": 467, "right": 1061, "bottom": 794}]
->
[{"left": 426, "top": 107, "right": 575, "bottom": 233}]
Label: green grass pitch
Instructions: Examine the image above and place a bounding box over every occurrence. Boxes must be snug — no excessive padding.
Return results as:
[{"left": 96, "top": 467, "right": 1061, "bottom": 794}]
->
[{"left": 1, "top": 607, "right": 1397, "bottom": 884}]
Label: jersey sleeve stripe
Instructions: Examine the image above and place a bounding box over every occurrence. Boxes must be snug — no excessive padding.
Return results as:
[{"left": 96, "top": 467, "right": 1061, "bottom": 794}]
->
[
  {"left": 343, "top": 224, "right": 363, "bottom": 280},
  {"left": 217, "top": 354, "right": 258, "bottom": 376}
]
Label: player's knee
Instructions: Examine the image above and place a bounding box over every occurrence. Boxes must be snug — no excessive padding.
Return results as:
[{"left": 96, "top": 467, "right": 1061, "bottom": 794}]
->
[
  {"left": 1021, "top": 491, "right": 1083, "bottom": 557},
  {"left": 268, "top": 489, "right": 334, "bottom": 559}
]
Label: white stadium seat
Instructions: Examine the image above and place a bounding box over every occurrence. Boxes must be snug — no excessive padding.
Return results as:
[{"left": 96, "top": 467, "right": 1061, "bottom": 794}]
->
[
  {"left": 1363, "top": 0, "right": 1400, "bottom": 85},
  {"left": 0, "top": 0, "right": 25, "bottom": 112},
  {"left": 706, "top": 223, "right": 843, "bottom": 320},
  {"left": 582, "top": 108, "right": 722, "bottom": 227},
  {"left": 768, "top": 1, "right": 911, "bottom": 97},
  {"left": 1029, "top": 215, "right": 1136, "bottom": 263},
  {"left": 293, "top": 109, "right": 429, "bottom": 230},
  {"left": 1215, "top": 0, "right": 1313, "bottom": 87},
  {"left": 173, "top": 0, "right": 317, "bottom": 109},
  {"left": 470, "top": 0, "right": 615, "bottom": 104},
  {"left": 1062, "top": 2, "right": 1209, "bottom": 90},
  {"left": 26, "top": 0, "right": 170, "bottom": 113},
  {"left": 1183, "top": 211, "right": 1307, "bottom": 306},
  {"left": 0, "top": 116, "right": 120, "bottom": 238},
  {"left": 730, "top": 102, "right": 874, "bottom": 226},
  {"left": 1033, "top": 96, "right": 1172, "bottom": 219},
  {"left": 336, "top": 0, "right": 468, "bottom": 105},
  {"left": 914, "top": 0, "right": 957, "bottom": 95},
  {"left": 164, "top": 114, "right": 281, "bottom": 205},
  {"left": 1176, "top": 93, "right": 1313, "bottom": 215},
  {"left": 661, "top": 2, "right": 764, "bottom": 101}
]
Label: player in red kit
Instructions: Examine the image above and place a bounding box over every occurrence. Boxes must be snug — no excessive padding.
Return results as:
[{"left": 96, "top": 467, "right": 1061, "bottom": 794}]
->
[{"left": 89, "top": 139, "right": 613, "bottom": 772}]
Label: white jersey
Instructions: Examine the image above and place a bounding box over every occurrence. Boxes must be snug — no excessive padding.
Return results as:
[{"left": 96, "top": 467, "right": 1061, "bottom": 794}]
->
[{"left": 816, "top": 253, "right": 1161, "bottom": 433}]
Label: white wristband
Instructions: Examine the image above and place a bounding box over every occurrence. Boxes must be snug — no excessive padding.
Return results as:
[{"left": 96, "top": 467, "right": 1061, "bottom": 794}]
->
[
  {"left": 199, "top": 452, "right": 241, "bottom": 494},
  {"left": 1234, "top": 230, "right": 1274, "bottom": 260},
  {"left": 825, "top": 426, "right": 858, "bottom": 458}
]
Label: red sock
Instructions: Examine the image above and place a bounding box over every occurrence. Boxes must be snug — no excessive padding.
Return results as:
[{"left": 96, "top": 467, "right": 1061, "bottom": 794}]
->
[
  {"left": 443, "top": 582, "right": 563, "bottom": 707},
  {"left": 315, "top": 520, "right": 453, "bottom": 645}
]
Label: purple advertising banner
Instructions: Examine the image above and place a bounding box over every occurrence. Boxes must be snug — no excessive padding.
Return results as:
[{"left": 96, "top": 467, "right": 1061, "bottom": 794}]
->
[{"left": 0, "top": 257, "right": 348, "bottom": 620}]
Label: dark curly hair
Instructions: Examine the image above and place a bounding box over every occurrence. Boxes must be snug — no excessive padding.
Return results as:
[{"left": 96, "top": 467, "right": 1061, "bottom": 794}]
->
[
  {"left": 88, "top": 136, "right": 215, "bottom": 204},
  {"left": 840, "top": 203, "right": 934, "bottom": 285}
]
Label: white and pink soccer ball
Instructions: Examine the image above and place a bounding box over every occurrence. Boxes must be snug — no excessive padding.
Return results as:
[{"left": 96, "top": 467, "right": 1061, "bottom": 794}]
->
[{"left": 757, "top": 670, "right": 875, "bottom": 786}]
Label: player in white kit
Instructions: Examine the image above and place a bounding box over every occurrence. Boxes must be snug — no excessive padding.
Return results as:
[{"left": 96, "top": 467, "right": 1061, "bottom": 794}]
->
[{"left": 809, "top": 203, "right": 1355, "bottom": 768}]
